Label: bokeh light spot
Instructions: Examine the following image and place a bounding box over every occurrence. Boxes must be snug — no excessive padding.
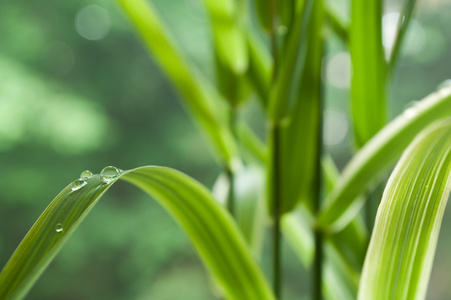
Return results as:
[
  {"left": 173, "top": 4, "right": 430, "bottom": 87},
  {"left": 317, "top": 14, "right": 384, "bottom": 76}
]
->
[
  {"left": 323, "top": 110, "right": 348, "bottom": 146},
  {"left": 75, "top": 5, "right": 111, "bottom": 41},
  {"left": 324, "top": 52, "right": 351, "bottom": 89}
]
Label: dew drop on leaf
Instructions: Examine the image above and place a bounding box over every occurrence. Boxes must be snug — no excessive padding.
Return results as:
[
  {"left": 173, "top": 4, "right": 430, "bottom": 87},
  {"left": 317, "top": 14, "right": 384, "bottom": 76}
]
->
[
  {"left": 80, "top": 170, "right": 93, "bottom": 180},
  {"left": 71, "top": 179, "right": 87, "bottom": 191},
  {"left": 55, "top": 223, "right": 64, "bottom": 233},
  {"left": 437, "top": 79, "right": 451, "bottom": 90},
  {"left": 100, "top": 166, "right": 121, "bottom": 184}
]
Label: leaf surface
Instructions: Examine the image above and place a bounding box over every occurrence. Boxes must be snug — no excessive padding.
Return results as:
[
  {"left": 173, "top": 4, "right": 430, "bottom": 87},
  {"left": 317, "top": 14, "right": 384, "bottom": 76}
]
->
[
  {"left": 358, "top": 118, "right": 451, "bottom": 299},
  {"left": 350, "top": 0, "right": 386, "bottom": 147},
  {"left": 0, "top": 167, "right": 274, "bottom": 300},
  {"left": 318, "top": 87, "right": 451, "bottom": 231},
  {"left": 117, "top": 0, "right": 238, "bottom": 166}
]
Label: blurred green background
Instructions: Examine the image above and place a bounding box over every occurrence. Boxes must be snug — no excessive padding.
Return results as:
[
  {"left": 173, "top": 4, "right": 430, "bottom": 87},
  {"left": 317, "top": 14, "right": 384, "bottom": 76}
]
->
[{"left": 1, "top": 0, "right": 451, "bottom": 299}]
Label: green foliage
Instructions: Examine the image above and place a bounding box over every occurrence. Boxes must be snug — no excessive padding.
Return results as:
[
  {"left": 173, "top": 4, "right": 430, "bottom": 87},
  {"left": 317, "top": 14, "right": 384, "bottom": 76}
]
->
[
  {"left": 359, "top": 119, "right": 451, "bottom": 299},
  {"left": 0, "top": 167, "right": 273, "bottom": 300},
  {"left": 1, "top": 0, "right": 451, "bottom": 299}
]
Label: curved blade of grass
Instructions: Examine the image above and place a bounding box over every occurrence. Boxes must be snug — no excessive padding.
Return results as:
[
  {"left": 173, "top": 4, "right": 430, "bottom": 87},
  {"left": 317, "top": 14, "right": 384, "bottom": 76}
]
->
[
  {"left": 117, "top": 0, "right": 238, "bottom": 167},
  {"left": 350, "top": 0, "right": 386, "bottom": 147},
  {"left": 318, "top": 87, "right": 451, "bottom": 231},
  {"left": 0, "top": 167, "right": 274, "bottom": 300},
  {"left": 358, "top": 118, "right": 451, "bottom": 299},
  {"left": 325, "top": 1, "right": 349, "bottom": 44},
  {"left": 388, "top": 0, "right": 418, "bottom": 71}
]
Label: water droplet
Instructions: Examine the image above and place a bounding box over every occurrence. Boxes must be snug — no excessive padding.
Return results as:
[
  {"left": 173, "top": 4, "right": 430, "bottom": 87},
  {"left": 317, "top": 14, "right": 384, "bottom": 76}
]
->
[
  {"left": 402, "top": 101, "right": 420, "bottom": 120},
  {"left": 71, "top": 179, "right": 87, "bottom": 191},
  {"left": 100, "top": 166, "right": 121, "bottom": 184},
  {"left": 80, "top": 170, "right": 93, "bottom": 180},
  {"left": 403, "top": 107, "right": 417, "bottom": 119},
  {"left": 437, "top": 79, "right": 451, "bottom": 90},
  {"left": 55, "top": 223, "right": 64, "bottom": 233}
]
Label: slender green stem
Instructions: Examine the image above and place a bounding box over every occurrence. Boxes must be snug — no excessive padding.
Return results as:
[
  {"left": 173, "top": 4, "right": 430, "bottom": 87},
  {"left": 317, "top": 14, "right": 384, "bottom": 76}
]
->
[
  {"left": 226, "top": 166, "right": 235, "bottom": 217},
  {"left": 313, "top": 19, "right": 324, "bottom": 299},
  {"left": 271, "top": 124, "right": 282, "bottom": 299},
  {"left": 226, "top": 110, "right": 237, "bottom": 217},
  {"left": 388, "top": 0, "right": 418, "bottom": 72},
  {"left": 313, "top": 120, "right": 324, "bottom": 300},
  {"left": 364, "top": 191, "right": 372, "bottom": 233},
  {"left": 313, "top": 231, "right": 323, "bottom": 300},
  {"left": 270, "top": 0, "right": 279, "bottom": 79},
  {"left": 269, "top": 0, "right": 282, "bottom": 298}
]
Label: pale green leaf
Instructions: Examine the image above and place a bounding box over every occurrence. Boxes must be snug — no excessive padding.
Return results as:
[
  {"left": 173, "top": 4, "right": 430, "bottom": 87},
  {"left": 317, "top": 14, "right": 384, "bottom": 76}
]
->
[
  {"left": 0, "top": 167, "right": 274, "bottom": 300},
  {"left": 318, "top": 87, "right": 451, "bottom": 231},
  {"left": 358, "top": 118, "right": 451, "bottom": 300},
  {"left": 268, "top": 0, "right": 323, "bottom": 215}
]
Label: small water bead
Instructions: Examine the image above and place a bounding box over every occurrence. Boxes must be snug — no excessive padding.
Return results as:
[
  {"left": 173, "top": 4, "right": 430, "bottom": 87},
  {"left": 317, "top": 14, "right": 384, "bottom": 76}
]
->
[
  {"left": 80, "top": 170, "right": 93, "bottom": 180},
  {"left": 436, "top": 79, "right": 451, "bottom": 90},
  {"left": 71, "top": 179, "right": 87, "bottom": 191},
  {"left": 100, "top": 166, "right": 121, "bottom": 184},
  {"left": 402, "top": 101, "right": 420, "bottom": 120},
  {"left": 55, "top": 223, "right": 64, "bottom": 233}
]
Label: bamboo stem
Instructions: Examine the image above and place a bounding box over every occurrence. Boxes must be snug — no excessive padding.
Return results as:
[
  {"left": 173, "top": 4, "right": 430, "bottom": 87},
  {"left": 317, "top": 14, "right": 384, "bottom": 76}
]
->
[{"left": 271, "top": 124, "right": 282, "bottom": 299}]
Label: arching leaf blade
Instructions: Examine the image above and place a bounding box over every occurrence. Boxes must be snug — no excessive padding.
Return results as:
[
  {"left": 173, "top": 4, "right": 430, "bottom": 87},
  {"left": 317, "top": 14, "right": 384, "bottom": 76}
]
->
[
  {"left": 0, "top": 175, "right": 113, "bottom": 300},
  {"left": 318, "top": 87, "right": 451, "bottom": 231},
  {"left": 358, "top": 118, "right": 451, "bottom": 299},
  {"left": 0, "top": 167, "right": 274, "bottom": 300},
  {"left": 117, "top": 0, "right": 238, "bottom": 167}
]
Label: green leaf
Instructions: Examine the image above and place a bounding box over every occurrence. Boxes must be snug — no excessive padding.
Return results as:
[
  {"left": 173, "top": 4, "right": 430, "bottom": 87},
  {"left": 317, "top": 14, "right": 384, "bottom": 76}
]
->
[
  {"left": 350, "top": 0, "right": 386, "bottom": 147},
  {"left": 253, "top": 0, "right": 271, "bottom": 32},
  {"left": 267, "top": 0, "right": 312, "bottom": 122},
  {"left": 358, "top": 118, "right": 451, "bottom": 299},
  {"left": 201, "top": 0, "right": 248, "bottom": 75},
  {"left": 318, "top": 87, "right": 451, "bottom": 231},
  {"left": 215, "top": 52, "right": 250, "bottom": 106},
  {"left": 0, "top": 167, "right": 274, "bottom": 300},
  {"left": 279, "top": 0, "right": 295, "bottom": 29},
  {"left": 268, "top": 0, "right": 323, "bottom": 215},
  {"left": 116, "top": 0, "right": 238, "bottom": 167}
]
